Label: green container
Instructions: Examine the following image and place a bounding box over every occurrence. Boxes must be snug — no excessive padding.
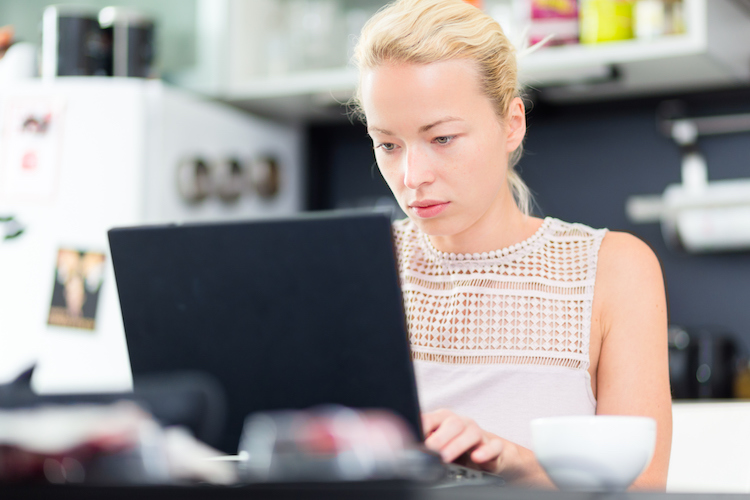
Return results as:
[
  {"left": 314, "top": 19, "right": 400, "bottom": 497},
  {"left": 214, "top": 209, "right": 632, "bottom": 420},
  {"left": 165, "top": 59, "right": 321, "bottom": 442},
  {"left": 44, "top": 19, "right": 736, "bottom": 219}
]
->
[{"left": 580, "top": 0, "right": 635, "bottom": 44}]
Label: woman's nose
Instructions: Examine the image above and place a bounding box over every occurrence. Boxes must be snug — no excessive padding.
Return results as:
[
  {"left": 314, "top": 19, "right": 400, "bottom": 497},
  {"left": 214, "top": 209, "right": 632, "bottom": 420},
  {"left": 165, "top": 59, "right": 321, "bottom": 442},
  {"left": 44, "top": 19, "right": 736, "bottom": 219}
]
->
[{"left": 403, "top": 148, "right": 435, "bottom": 189}]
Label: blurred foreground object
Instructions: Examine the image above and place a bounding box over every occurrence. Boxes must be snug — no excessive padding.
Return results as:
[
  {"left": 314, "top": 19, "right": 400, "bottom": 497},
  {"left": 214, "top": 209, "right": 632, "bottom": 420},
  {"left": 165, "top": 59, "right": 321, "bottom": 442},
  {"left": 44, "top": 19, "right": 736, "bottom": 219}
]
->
[
  {"left": 531, "top": 415, "right": 656, "bottom": 492},
  {"left": 0, "top": 368, "right": 233, "bottom": 485},
  {"left": 239, "top": 406, "right": 442, "bottom": 483},
  {"left": 0, "top": 401, "right": 235, "bottom": 485}
]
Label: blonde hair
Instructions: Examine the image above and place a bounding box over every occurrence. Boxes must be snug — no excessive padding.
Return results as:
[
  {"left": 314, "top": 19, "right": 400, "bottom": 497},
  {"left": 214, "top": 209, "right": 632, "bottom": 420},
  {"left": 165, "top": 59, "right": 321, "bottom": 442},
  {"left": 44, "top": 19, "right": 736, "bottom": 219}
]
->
[{"left": 351, "top": 0, "right": 533, "bottom": 216}]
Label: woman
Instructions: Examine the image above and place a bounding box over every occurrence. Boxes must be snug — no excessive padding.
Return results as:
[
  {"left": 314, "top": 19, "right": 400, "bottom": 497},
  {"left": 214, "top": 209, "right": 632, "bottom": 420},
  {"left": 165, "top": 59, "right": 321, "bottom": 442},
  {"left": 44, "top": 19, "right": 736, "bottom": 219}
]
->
[{"left": 351, "top": 0, "right": 671, "bottom": 489}]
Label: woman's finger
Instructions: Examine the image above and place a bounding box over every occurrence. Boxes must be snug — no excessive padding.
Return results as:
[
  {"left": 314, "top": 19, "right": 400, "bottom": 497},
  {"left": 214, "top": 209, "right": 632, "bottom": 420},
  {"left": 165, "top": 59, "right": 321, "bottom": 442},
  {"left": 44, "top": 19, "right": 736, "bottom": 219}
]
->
[
  {"left": 423, "top": 413, "right": 465, "bottom": 452},
  {"left": 470, "top": 436, "right": 504, "bottom": 466},
  {"left": 421, "top": 409, "right": 454, "bottom": 437},
  {"left": 438, "top": 423, "right": 483, "bottom": 463}
]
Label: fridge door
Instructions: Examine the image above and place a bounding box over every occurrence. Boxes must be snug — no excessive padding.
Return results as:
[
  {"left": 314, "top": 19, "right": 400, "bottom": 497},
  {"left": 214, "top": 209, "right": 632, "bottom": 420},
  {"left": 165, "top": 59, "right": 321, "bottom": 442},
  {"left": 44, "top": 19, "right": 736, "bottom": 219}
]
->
[
  {"left": 0, "top": 78, "right": 302, "bottom": 393},
  {"left": 0, "top": 78, "right": 149, "bottom": 392}
]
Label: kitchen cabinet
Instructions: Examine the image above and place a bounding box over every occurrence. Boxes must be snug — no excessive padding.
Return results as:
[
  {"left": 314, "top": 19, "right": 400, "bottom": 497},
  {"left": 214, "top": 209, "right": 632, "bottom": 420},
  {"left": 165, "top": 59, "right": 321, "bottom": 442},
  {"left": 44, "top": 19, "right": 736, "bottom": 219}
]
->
[{"left": 178, "top": 0, "right": 750, "bottom": 121}]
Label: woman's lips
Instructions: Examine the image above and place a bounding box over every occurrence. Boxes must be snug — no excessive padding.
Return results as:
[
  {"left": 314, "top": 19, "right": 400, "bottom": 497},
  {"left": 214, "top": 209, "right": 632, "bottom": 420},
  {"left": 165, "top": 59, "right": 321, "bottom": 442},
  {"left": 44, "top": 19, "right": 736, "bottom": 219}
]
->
[{"left": 409, "top": 201, "right": 449, "bottom": 218}]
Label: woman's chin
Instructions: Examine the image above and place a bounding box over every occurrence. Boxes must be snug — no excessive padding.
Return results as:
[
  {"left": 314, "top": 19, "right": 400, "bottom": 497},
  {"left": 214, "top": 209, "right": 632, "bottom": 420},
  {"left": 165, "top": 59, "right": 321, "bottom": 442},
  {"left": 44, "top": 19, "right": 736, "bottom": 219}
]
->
[{"left": 408, "top": 217, "right": 462, "bottom": 239}]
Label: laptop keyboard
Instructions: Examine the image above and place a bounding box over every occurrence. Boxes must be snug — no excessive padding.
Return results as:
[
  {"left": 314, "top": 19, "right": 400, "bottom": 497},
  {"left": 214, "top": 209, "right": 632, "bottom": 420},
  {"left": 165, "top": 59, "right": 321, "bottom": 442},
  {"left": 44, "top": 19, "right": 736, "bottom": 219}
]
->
[{"left": 431, "top": 463, "right": 506, "bottom": 488}]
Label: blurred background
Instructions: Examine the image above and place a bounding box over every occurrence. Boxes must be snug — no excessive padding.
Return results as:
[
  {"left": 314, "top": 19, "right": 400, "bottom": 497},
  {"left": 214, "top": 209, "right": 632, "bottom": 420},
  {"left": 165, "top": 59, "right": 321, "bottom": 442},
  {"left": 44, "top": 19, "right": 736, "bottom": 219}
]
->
[{"left": 2, "top": 0, "right": 750, "bottom": 407}]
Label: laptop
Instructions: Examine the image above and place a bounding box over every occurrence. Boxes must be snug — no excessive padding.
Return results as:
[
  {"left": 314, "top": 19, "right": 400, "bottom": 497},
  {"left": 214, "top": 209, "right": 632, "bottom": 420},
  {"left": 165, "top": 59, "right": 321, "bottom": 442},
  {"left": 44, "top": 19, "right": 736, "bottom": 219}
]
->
[{"left": 108, "top": 210, "right": 503, "bottom": 485}]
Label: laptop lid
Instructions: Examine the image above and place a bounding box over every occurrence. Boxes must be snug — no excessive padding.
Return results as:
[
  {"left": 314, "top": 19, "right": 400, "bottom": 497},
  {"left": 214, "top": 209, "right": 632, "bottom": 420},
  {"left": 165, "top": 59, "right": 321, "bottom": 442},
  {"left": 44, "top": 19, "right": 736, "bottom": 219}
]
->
[{"left": 108, "top": 210, "right": 422, "bottom": 454}]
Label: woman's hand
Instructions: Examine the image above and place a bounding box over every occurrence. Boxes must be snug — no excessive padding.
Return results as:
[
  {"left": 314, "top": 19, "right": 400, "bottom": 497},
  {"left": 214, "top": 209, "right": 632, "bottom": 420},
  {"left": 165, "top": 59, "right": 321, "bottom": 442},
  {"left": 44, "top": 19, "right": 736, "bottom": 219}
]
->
[
  {"left": 422, "top": 409, "right": 505, "bottom": 472},
  {"left": 422, "top": 409, "right": 555, "bottom": 487}
]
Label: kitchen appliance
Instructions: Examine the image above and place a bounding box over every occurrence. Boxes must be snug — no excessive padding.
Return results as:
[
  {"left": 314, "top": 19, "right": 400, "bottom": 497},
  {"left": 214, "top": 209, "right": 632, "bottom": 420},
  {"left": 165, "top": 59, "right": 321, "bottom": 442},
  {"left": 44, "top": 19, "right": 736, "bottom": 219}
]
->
[
  {"left": 0, "top": 77, "right": 302, "bottom": 394},
  {"left": 41, "top": 5, "right": 110, "bottom": 78},
  {"left": 41, "top": 5, "right": 156, "bottom": 79},
  {"left": 668, "top": 325, "right": 741, "bottom": 399},
  {"left": 98, "top": 7, "right": 156, "bottom": 78}
]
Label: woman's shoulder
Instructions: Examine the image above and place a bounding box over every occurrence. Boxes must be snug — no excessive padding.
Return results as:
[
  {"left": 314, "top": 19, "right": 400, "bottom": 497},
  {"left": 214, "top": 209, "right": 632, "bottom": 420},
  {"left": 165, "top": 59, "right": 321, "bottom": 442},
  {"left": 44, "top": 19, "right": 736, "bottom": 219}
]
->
[
  {"left": 594, "top": 230, "right": 665, "bottom": 323},
  {"left": 597, "top": 230, "right": 663, "bottom": 280}
]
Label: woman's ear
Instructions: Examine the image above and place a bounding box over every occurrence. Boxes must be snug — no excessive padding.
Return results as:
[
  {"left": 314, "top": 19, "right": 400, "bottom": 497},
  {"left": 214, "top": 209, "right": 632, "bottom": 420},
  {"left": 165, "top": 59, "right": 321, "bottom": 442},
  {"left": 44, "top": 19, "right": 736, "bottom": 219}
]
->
[{"left": 505, "top": 97, "right": 526, "bottom": 153}]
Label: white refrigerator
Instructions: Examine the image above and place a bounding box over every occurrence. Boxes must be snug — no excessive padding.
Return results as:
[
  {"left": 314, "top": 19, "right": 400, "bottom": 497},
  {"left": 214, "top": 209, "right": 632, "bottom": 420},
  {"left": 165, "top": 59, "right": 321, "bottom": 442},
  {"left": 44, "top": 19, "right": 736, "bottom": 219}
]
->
[{"left": 0, "top": 78, "right": 303, "bottom": 394}]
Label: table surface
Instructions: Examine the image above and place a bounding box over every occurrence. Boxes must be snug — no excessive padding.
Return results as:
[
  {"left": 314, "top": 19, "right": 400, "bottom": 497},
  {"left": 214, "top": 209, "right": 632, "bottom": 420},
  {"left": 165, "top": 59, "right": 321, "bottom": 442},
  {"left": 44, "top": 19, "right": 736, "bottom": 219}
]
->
[{"left": 3, "top": 482, "right": 749, "bottom": 500}]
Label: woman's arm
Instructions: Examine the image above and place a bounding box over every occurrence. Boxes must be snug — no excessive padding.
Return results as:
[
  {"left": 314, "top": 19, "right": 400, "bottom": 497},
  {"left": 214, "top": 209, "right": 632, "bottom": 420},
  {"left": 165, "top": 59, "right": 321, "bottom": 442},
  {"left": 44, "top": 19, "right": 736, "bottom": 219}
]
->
[
  {"left": 593, "top": 231, "right": 672, "bottom": 490},
  {"left": 421, "top": 231, "right": 672, "bottom": 488}
]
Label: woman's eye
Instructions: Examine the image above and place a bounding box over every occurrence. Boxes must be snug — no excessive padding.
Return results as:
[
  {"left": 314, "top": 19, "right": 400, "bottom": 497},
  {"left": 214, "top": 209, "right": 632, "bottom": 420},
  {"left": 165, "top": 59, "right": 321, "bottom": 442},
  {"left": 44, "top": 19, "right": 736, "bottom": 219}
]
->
[
  {"left": 434, "top": 136, "right": 454, "bottom": 145},
  {"left": 377, "top": 143, "right": 396, "bottom": 152}
]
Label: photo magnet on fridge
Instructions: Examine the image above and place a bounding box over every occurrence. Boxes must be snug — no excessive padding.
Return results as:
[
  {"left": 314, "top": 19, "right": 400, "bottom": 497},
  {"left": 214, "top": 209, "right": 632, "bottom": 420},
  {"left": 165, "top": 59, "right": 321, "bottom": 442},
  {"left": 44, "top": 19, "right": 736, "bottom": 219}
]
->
[
  {"left": 47, "top": 248, "right": 105, "bottom": 331},
  {"left": 0, "top": 95, "right": 66, "bottom": 202}
]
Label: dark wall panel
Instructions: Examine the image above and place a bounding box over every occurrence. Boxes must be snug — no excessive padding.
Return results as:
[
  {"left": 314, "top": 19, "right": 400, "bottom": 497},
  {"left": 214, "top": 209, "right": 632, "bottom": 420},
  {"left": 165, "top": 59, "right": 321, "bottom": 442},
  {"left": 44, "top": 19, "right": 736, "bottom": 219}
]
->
[{"left": 521, "top": 92, "right": 750, "bottom": 353}]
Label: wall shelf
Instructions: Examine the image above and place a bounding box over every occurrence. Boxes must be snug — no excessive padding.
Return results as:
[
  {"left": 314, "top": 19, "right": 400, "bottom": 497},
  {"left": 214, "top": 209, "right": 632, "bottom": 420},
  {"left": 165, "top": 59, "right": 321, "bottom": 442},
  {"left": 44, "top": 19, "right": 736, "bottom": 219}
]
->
[{"left": 186, "top": 0, "right": 750, "bottom": 121}]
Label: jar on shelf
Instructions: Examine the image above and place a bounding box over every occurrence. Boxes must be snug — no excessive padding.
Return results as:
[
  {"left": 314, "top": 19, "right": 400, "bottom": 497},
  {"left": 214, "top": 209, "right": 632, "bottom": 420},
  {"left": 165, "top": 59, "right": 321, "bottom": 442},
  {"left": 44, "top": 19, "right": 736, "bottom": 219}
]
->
[
  {"left": 634, "top": 0, "right": 666, "bottom": 40},
  {"left": 664, "top": 0, "right": 686, "bottom": 35},
  {"left": 633, "top": 0, "right": 686, "bottom": 39},
  {"left": 579, "top": 0, "right": 635, "bottom": 44},
  {"left": 527, "top": 0, "right": 580, "bottom": 47}
]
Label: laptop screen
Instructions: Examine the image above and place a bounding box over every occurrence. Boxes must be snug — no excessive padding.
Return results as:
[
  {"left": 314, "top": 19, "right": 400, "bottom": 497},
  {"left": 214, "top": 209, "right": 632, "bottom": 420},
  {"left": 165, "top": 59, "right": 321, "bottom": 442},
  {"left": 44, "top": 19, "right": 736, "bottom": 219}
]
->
[{"left": 108, "top": 211, "right": 422, "bottom": 454}]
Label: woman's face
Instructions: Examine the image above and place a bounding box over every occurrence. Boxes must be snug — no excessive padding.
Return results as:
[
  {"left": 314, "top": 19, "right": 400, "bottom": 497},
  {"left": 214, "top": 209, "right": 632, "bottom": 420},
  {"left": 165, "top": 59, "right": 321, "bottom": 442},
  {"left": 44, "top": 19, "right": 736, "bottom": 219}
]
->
[{"left": 360, "top": 59, "right": 525, "bottom": 247}]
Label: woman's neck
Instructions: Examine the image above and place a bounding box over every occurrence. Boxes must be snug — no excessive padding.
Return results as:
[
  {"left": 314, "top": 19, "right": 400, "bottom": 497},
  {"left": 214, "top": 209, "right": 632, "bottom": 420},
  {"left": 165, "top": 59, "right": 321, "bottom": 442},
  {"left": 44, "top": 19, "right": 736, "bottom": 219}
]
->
[{"left": 427, "top": 198, "right": 541, "bottom": 255}]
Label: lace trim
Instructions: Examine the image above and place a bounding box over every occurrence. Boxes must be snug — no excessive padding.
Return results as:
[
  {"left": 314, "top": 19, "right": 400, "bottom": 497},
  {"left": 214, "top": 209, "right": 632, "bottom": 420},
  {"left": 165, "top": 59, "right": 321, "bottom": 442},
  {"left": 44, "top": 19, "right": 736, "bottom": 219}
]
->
[
  {"left": 403, "top": 278, "right": 589, "bottom": 297},
  {"left": 412, "top": 350, "right": 587, "bottom": 369},
  {"left": 419, "top": 217, "right": 553, "bottom": 262}
]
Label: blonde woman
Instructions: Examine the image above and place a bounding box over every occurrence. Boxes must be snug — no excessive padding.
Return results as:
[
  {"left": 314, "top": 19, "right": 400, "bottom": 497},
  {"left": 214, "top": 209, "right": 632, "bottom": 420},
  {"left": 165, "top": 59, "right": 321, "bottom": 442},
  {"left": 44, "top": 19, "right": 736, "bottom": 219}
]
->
[{"left": 352, "top": 0, "right": 671, "bottom": 489}]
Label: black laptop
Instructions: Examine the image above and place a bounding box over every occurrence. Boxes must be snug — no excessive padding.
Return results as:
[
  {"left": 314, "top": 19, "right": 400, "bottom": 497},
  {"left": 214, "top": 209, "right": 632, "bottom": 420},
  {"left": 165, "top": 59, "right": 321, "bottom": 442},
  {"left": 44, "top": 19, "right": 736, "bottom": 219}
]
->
[{"left": 108, "top": 210, "right": 422, "bottom": 455}]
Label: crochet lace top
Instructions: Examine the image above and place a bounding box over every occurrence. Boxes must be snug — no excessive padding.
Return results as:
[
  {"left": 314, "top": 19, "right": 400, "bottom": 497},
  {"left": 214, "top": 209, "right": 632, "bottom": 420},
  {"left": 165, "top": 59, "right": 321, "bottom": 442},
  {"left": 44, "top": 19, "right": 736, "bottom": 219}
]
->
[{"left": 392, "top": 216, "right": 608, "bottom": 449}]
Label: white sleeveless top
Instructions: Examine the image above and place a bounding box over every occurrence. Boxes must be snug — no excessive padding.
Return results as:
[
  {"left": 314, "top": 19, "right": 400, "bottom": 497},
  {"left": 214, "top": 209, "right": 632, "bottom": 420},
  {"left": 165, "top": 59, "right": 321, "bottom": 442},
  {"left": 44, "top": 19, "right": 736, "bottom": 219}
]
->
[{"left": 392, "top": 217, "right": 608, "bottom": 449}]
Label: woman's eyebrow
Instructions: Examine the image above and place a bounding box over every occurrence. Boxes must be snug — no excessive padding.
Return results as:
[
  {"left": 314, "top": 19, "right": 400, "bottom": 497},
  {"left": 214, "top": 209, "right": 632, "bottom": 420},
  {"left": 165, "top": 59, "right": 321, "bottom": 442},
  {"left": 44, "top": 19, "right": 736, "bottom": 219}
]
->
[
  {"left": 367, "top": 126, "right": 394, "bottom": 135},
  {"left": 419, "top": 117, "right": 463, "bottom": 133},
  {"left": 368, "top": 117, "right": 464, "bottom": 136}
]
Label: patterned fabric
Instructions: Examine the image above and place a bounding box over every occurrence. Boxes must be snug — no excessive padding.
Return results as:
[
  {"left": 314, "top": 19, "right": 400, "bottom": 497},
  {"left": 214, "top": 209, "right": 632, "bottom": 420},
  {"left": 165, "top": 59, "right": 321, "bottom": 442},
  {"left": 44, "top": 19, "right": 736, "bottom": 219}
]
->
[
  {"left": 394, "top": 216, "right": 607, "bottom": 370},
  {"left": 392, "top": 217, "right": 608, "bottom": 446}
]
